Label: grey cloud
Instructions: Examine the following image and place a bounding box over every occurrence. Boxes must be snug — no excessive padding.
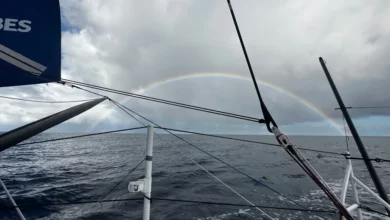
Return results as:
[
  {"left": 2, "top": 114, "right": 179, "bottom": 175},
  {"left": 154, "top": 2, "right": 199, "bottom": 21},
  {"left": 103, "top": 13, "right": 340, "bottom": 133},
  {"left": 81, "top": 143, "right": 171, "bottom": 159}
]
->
[{"left": 1, "top": 0, "right": 390, "bottom": 135}]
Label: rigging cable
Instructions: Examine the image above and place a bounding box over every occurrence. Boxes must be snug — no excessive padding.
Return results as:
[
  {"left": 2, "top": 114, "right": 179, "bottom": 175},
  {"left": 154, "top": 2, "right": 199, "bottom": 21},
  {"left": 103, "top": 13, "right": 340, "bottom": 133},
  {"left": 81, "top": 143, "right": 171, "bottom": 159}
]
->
[
  {"left": 157, "top": 127, "right": 343, "bottom": 156},
  {"left": 335, "top": 106, "right": 390, "bottom": 110},
  {"left": 60, "top": 79, "right": 264, "bottom": 123},
  {"left": 16, "top": 127, "right": 147, "bottom": 146},
  {"left": 156, "top": 127, "right": 280, "bottom": 147},
  {"left": 69, "top": 84, "right": 108, "bottom": 98},
  {"left": 359, "top": 205, "right": 390, "bottom": 218},
  {"left": 297, "top": 147, "right": 341, "bottom": 156},
  {"left": 99, "top": 158, "right": 146, "bottom": 202},
  {"left": 110, "top": 100, "right": 146, "bottom": 126},
  {"left": 0, "top": 95, "right": 96, "bottom": 104},
  {"left": 342, "top": 155, "right": 390, "bottom": 163}
]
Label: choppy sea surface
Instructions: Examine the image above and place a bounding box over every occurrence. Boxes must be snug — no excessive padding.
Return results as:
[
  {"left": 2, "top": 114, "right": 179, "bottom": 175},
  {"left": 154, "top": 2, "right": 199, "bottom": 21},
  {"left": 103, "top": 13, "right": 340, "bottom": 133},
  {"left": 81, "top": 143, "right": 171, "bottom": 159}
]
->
[{"left": 1, "top": 133, "right": 390, "bottom": 220}]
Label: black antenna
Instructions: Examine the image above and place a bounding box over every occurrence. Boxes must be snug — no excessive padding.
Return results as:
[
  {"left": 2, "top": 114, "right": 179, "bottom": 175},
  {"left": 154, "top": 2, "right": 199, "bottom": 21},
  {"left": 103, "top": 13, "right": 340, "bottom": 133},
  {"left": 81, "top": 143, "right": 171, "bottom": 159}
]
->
[
  {"left": 319, "top": 57, "right": 390, "bottom": 216},
  {"left": 226, "top": 0, "right": 277, "bottom": 132}
]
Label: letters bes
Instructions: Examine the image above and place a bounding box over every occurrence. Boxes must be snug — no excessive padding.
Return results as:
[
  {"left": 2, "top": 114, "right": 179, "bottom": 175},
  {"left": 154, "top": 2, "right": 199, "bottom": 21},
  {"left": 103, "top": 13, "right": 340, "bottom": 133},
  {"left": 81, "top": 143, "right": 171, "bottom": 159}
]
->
[{"left": 0, "top": 18, "right": 31, "bottom": 32}]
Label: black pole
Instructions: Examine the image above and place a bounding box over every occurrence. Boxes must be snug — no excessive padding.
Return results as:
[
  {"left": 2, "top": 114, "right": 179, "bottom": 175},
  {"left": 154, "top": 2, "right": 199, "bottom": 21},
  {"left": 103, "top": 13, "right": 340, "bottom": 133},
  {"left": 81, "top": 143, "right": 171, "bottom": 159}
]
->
[
  {"left": 0, "top": 98, "right": 106, "bottom": 152},
  {"left": 226, "top": 0, "right": 277, "bottom": 132},
  {"left": 319, "top": 57, "right": 390, "bottom": 215}
]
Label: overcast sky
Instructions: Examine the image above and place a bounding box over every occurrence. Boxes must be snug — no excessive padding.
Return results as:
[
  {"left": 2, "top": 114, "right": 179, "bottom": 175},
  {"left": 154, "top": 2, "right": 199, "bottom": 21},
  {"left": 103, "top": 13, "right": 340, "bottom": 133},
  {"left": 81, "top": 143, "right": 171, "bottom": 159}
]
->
[{"left": 1, "top": 0, "right": 390, "bottom": 136}]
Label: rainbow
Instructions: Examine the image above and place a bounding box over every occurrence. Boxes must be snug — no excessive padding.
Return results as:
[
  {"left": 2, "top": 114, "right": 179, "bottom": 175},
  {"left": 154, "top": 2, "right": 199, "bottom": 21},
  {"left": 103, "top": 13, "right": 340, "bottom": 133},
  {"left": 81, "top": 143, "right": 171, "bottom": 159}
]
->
[{"left": 87, "top": 72, "right": 344, "bottom": 134}]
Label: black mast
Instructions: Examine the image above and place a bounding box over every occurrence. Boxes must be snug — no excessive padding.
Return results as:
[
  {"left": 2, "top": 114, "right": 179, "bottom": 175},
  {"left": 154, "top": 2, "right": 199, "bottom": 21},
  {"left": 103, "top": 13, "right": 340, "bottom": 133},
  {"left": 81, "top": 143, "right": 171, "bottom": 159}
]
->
[{"left": 319, "top": 57, "right": 390, "bottom": 215}]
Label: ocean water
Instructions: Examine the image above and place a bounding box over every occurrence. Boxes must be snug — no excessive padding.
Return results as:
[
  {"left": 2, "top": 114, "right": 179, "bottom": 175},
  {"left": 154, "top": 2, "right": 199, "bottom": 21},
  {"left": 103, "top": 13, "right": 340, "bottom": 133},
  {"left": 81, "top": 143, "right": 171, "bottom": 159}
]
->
[{"left": 0, "top": 133, "right": 389, "bottom": 220}]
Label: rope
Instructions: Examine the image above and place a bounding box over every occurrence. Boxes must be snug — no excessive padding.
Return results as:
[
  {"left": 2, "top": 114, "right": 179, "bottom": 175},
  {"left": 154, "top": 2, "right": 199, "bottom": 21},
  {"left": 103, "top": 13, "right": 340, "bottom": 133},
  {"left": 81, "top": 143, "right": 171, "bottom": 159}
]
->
[
  {"left": 99, "top": 159, "right": 145, "bottom": 201},
  {"left": 0, "top": 95, "right": 96, "bottom": 104},
  {"left": 16, "top": 127, "right": 147, "bottom": 146},
  {"left": 226, "top": 0, "right": 277, "bottom": 132},
  {"left": 60, "top": 79, "right": 264, "bottom": 123},
  {"left": 343, "top": 156, "right": 390, "bottom": 163},
  {"left": 110, "top": 101, "right": 146, "bottom": 126},
  {"left": 0, "top": 197, "right": 337, "bottom": 214},
  {"left": 360, "top": 205, "right": 390, "bottom": 218},
  {"left": 296, "top": 147, "right": 341, "bottom": 156},
  {"left": 156, "top": 127, "right": 280, "bottom": 146},
  {"left": 70, "top": 85, "right": 107, "bottom": 98}
]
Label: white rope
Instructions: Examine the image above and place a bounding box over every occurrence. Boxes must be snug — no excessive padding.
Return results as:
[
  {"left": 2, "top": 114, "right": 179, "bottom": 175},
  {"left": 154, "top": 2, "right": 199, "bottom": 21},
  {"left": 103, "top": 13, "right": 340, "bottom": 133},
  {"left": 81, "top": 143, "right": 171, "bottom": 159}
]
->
[{"left": 156, "top": 134, "right": 275, "bottom": 220}]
